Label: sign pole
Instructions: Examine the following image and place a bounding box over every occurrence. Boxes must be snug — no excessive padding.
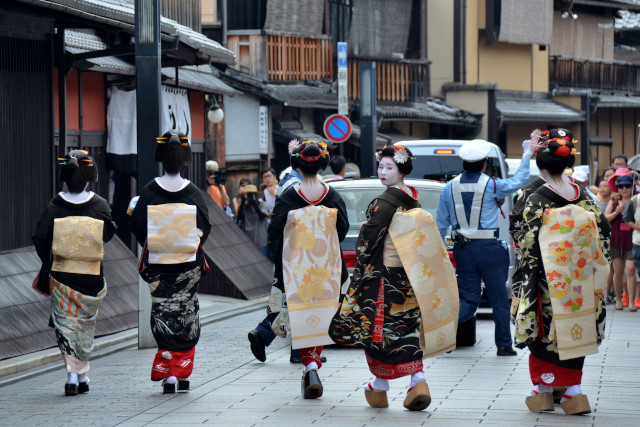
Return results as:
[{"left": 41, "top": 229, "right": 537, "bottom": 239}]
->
[
  {"left": 135, "top": 0, "right": 161, "bottom": 349},
  {"left": 360, "top": 62, "right": 377, "bottom": 178}
]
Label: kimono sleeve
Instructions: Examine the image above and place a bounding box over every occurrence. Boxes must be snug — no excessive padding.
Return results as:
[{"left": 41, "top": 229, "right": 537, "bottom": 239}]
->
[
  {"left": 95, "top": 197, "right": 117, "bottom": 243},
  {"left": 352, "top": 198, "right": 396, "bottom": 282},
  {"left": 130, "top": 191, "right": 150, "bottom": 246},
  {"left": 32, "top": 201, "right": 56, "bottom": 262},
  {"left": 330, "top": 189, "right": 349, "bottom": 242},
  {"left": 193, "top": 189, "right": 212, "bottom": 244}
]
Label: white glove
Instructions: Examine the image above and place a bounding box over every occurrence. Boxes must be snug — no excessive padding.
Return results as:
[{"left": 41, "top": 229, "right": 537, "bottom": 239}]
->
[{"left": 522, "top": 139, "right": 532, "bottom": 159}]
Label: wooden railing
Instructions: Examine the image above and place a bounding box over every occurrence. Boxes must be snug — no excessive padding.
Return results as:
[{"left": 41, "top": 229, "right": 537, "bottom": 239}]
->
[
  {"left": 227, "top": 31, "right": 333, "bottom": 82},
  {"left": 348, "top": 58, "right": 430, "bottom": 103},
  {"left": 550, "top": 56, "right": 640, "bottom": 94}
]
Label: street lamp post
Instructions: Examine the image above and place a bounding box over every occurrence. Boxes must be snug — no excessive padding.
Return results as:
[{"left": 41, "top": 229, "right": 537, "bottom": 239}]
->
[
  {"left": 135, "top": 0, "right": 162, "bottom": 349},
  {"left": 360, "top": 62, "right": 377, "bottom": 178}
]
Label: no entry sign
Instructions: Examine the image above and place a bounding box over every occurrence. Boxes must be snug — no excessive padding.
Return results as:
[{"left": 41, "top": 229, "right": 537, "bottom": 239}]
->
[{"left": 323, "top": 114, "right": 352, "bottom": 144}]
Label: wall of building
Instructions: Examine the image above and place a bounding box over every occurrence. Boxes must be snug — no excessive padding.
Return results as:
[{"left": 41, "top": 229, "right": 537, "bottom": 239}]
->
[
  {"left": 478, "top": 42, "right": 548, "bottom": 92},
  {"left": 189, "top": 92, "right": 205, "bottom": 140},
  {"left": 445, "top": 90, "right": 489, "bottom": 140},
  {"left": 427, "top": 0, "right": 454, "bottom": 96},
  {"left": 224, "top": 93, "right": 262, "bottom": 162},
  {"left": 550, "top": 12, "right": 614, "bottom": 60},
  {"left": 465, "top": 0, "right": 481, "bottom": 85},
  {"left": 591, "top": 107, "right": 640, "bottom": 170}
]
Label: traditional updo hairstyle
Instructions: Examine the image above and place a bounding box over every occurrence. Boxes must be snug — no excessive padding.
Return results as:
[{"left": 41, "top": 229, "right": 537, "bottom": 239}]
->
[
  {"left": 377, "top": 145, "right": 414, "bottom": 176},
  {"left": 289, "top": 140, "right": 330, "bottom": 177},
  {"left": 58, "top": 149, "right": 98, "bottom": 193},
  {"left": 533, "top": 128, "right": 577, "bottom": 175},
  {"left": 155, "top": 130, "right": 191, "bottom": 174}
]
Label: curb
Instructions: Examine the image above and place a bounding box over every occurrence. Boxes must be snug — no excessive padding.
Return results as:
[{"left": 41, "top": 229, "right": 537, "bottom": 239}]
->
[{"left": 0, "top": 297, "right": 267, "bottom": 388}]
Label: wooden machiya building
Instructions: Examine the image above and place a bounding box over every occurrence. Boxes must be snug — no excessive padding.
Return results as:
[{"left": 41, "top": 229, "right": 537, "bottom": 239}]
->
[
  {"left": 216, "top": 0, "right": 479, "bottom": 185},
  {"left": 0, "top": 0, "right": 272, "bottom": 363}
]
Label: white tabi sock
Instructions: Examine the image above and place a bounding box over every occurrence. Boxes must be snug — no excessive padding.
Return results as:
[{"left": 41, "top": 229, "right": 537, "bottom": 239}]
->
[
  {"left": 164, "top": 376, "right": 177, "bottom": 384},
  {"left": 366, "top": 377, "right": 389, "bottom": 391},
  {"left": 67, "top": 372, "right": 78, "bottom": 385},
  {"left": 527, "top": 384, "right": 552, "bottom": 397},
  {"left": 78, "top": 373, "right": 88, "bottom": 383},
  {"left": 409, "top": 371, "right": 426, "bottom": 389},
  {"left": 304, "top": 362, "right": 319, "bottom": 373},
  {"left": 560, "top": 384, "right": 582, "bottom": 402}
]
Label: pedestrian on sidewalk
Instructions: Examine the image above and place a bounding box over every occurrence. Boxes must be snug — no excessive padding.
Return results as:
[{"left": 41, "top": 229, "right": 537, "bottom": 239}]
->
[
  {"left": 267, "top": 140, "right": 349, "bottom": 399},
  {"left": 330, "top": 145, "right": 458, "bottom": 411},
  {"left": 513, "top": 129, "right": 610, "bottom": 415},
  {"left": 236, "top": 184, "right": 269, "bottom": 257},
  {"left": 130, "top": 130, "right": 211, "bottom": 394},
  {"left": 605, "top": 168, "right": 636, "bottom": 310},
  {"left": 436, "top": 139, "right": 531, "bottom": 356},
  {"left": 623, "top": 186, "right": 640, "bottom": 311},
  {"left": 32, "top": 150, "right": 117, "bottom": 396}
]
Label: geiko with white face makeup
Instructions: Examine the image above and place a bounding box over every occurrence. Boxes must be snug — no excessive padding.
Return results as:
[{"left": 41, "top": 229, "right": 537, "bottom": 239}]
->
[{"left": 378, "top": 157, "right": 411, "bottom": 195}]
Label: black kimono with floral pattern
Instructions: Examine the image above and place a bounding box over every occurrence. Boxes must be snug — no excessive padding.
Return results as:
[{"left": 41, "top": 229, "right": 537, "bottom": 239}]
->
[
  {"left": 512, "top": 184, "right": 610, "bottom": 367},
  {"left": 329, "top": 187, "right": 422, "bottom": 365}
]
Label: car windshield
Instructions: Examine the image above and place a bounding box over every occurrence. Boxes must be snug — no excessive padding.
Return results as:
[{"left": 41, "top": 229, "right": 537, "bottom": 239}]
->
[
  {"left": 333, "top": 186, "right": 442, "bottom": 238},
  {"left": 407, "top": 155, "right": 502, "bottom": 181}
]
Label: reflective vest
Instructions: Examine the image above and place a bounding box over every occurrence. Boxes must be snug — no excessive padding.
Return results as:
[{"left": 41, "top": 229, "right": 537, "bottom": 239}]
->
[{"left": 450, "top": 174, "right": 496, "bottom": 239}]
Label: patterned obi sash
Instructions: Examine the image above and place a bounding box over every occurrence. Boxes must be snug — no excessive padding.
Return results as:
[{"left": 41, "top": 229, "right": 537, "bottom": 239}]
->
[
  {"left": 52, "top": 216, "right": 104, "bottom": 275},
  {"left": 147, "top": 203, "right": 199, "bottom": 264},
  {"left": 387, "top": 208, "right": 459, "bottom": 358},
  {"left": 281, "top": 205, "right": 342, "bottom": 350},
  {"left": 537, "top": 205, "right": 609, "bottom": 360}
]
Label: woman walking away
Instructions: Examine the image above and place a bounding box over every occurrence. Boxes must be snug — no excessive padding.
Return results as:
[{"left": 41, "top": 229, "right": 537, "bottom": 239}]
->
[
  {"left": 32, "top": 150, "right": 117, "bottom": 396},
  {"left": 267, "top": 140, "right": 349, "bottom": 399},
  {"left": 605, "top": 168, "right": 637, "bottom": 311},
  {"left": 513, "top": 129, "right": 610, "bottom": 415},
  {"left": 330, "top": 145, "right": 458, "bottom": 411},
  {"left": 130, "top": 130, "right": 211, "bottom": 394}
]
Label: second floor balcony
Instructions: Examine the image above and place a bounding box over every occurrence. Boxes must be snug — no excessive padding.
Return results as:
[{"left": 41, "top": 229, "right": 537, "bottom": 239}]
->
[
  {"left": 227, "top": 30, "right": 430, "bottom": 103},
  {"left": 550, "top": 56, "right": 640, "bottom": 94}
]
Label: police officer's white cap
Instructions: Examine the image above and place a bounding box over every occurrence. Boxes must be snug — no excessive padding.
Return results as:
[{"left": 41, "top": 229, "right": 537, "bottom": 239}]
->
[{"left": 459, "top": 140, "right": 491, "bottom": 162}]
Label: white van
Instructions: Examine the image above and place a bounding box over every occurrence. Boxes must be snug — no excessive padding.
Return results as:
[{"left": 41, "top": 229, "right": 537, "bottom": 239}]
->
[{"left": 394, "top": 139, "right": 521, "bottom": 294}]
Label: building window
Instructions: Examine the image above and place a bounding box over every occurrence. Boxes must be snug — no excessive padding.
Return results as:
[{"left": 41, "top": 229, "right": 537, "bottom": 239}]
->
[{"left": 202, "top": 0, "right": 221, "bottom": 25}]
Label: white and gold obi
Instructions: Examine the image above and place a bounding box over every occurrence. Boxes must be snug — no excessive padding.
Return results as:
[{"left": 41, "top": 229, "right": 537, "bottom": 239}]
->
[
  {"left": 147, "top": 203, "right": 199, "bottom": 264},
  {"left": 52, "top": 216, "right": 104, "bottom": 275}
]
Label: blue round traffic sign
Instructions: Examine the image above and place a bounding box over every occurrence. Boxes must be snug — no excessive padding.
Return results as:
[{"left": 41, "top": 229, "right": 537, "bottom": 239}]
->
[{"left": 323, "top": 114, "right": 352, "bottom": 143}]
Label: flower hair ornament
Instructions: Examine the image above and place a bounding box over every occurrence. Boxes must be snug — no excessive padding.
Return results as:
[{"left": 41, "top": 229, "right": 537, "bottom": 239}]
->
[
  {"left": 530, "top": 128, "right": 579, "bottom": 157},
  {"left": 291, "top": 140, "right": 329, "bottom": 162},
  {"left": 376, "top": 145, "right": 413, "bottom": 164}
]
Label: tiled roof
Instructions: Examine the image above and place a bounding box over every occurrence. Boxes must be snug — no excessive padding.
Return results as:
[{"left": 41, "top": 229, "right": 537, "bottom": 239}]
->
[
  {"left": 595, "top": 94, "right": 640, "bottom": 107},
  {"left": 161, "top": 66, "right": 240, "bottom": 97},
  {"left": 16, "top": 0, "right": 235, "bottom": 65},
  {"left": 616, "top": 9, "right": 640, "bottom": 30},
  {"left": 265, "top": 83, "right": 339, "bottom": 109},
  {"left": 376, "top": 100, "right": 480, "bottom": 127},
  {"left": 65, "top": 30, "right": 238, "bottom": 95},
  {"left": 496, "top": 92, "right": 585, "bottom": 123}
]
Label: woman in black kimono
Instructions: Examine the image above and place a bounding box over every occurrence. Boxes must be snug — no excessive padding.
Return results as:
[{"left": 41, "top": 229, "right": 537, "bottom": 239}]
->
[
  {"left": 329, "top": 145, "right": 431, "bottom": 411},
  {"left": 130, "top": 130, "right": 211, "bottom": 394},
  {"left": 33, "top": 150, "right": 116, "bottom": 396},
  {"left": 513, "top": 129, "right": 609, "bottom": 415},
  {"left": 267, "top": 140, "right": 349, "bottom": 399}
]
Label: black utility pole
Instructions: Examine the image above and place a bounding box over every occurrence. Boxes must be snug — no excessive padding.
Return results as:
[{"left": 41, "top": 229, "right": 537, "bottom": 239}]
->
[
  {"left": 135, "top": 0, "right": 162, "bottom": 349},
  {"left": 135, "top": 0, "right": 162, "bottom": 193},
  {"left": 360, "top": 62, "right": 377, "bottom": 178}
]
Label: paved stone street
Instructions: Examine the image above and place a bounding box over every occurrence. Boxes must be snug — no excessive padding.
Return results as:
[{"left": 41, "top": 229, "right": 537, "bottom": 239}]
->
[{"left": 0, "top": 301, "right": 639, "bottom": 426}]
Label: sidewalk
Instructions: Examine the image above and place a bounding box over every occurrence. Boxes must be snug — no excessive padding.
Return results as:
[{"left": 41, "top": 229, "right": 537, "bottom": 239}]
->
[
  {"left": 0, "top": 299, "right": 638, "bottom": 426},
  {"left": 0, "top": 295, "right": 267, "bottom": 386}
]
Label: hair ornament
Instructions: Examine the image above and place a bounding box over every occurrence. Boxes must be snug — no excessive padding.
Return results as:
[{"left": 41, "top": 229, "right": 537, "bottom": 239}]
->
[
  {"left": 392, "top": 145, "right": 410, "bottom": 164},
  {"left": 288, "top": 139, "right": 300, "bottom": 155},
  {"left": 295, "top": 140, "right": 329, "bottom": 162}
]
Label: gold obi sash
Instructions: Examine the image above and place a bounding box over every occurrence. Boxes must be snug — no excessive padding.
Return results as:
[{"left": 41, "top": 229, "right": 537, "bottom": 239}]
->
[
  {"left": 383, "top": 235, "right": 403, "bottom": 268},
  {"left": 282, "top": 205, "right": 342, "bottom": 350},
  {"left": 52, "top": 216, "right": 104, "bottom": 275},
  {"left": 388, "top": 208, "right": 459, "bottom": 358},
  {"left": 537, "top": 205, "right": 609, "bottom": 360},
  {"left": 147, "top": 203, "right": 199, "bottom": 264}
]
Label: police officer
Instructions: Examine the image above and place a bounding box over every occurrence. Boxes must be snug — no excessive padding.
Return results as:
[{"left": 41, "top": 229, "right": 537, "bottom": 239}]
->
[{"left": 436, "top": 139, "right": 531, "bottom": 356}]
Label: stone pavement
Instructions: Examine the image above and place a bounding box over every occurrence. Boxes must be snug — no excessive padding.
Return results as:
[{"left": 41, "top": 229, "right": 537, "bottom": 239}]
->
[{"left": 0, "top": 298, "right": 638, "bottom": 426}]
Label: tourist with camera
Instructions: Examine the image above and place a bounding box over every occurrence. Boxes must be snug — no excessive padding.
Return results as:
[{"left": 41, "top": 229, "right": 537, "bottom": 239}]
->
[{"left": 205, "top": 160, "right": 230, "bottom": 211}]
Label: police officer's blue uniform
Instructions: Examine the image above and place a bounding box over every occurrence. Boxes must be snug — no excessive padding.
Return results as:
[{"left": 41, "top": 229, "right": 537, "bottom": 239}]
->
[{"left": 436, "top": 144, "right": 530, "bottom": 350}]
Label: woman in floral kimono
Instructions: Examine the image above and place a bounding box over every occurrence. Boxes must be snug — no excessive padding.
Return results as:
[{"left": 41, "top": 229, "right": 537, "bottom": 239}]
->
[
  {"left": 267, "top": 140, "right": 349, "bottom": 399},
  {"left": 330, "top": 145, "right": 433, "bottom": 411},
  {"left": 130, "top": 130, "right": 211, "bottom": 394},
  {"left": 513, "top": 129, "right": 610, "bottom": 415},
  {"left": 33, "top": 150, "right": 117, "bottom": 396}
]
